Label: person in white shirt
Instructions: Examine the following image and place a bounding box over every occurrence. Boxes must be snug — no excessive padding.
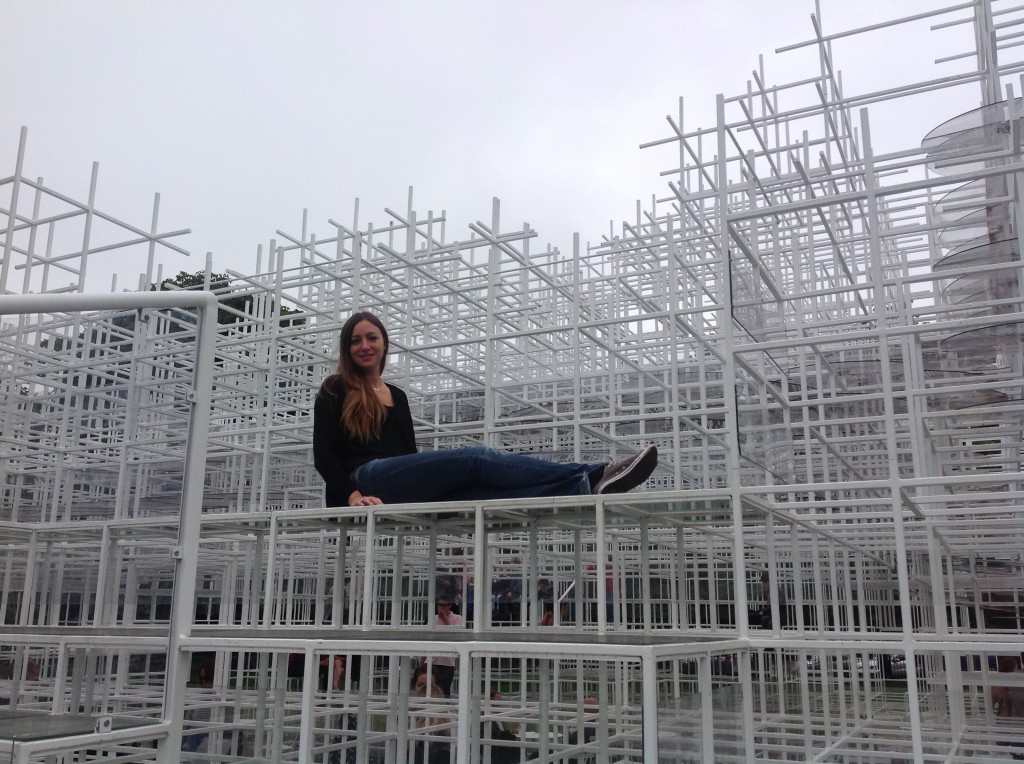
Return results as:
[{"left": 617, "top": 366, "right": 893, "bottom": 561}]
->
[{"left": 426, "top": 596, "right": 462, "bottom": 696}]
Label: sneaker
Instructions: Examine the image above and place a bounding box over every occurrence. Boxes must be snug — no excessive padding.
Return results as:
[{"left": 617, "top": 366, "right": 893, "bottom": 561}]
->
[{"left": 595, "top": 445, "right": 657, "bottom": 494}]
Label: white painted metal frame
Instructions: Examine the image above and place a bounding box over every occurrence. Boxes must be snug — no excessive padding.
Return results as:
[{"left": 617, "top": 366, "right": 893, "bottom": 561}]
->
[
  {"left": 0, "top": 291, "right": 216, "bottom": 762},
  {"left": 2, "top": 1, "right": 1024, "bottom": 762}
]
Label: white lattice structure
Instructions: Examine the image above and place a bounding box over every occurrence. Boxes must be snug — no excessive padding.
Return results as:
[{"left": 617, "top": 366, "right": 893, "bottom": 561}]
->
[{"left": 2, "top": 1, "right": 1024, "bottom": 762}]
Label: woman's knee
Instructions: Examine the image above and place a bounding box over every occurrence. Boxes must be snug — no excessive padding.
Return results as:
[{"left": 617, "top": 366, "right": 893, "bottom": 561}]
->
[{"left": 460, "top": 444, "right": 493, "bottom": 461}]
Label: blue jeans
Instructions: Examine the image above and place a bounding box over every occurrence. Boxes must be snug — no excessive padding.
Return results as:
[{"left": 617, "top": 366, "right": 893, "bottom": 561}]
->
[{"left": 351, "top": 445, "right": 599, "bottom": 504}]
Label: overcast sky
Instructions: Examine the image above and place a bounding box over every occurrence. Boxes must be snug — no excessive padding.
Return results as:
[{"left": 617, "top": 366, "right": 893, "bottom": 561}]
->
[{"left": 2, "top": 0, "right": 979, "bottom": 291}]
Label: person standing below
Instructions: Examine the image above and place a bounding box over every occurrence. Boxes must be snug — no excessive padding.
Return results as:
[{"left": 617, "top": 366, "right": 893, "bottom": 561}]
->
[
  {"left": 409, "top": 666, "right": 450, "bottom": 764},
  {"left": 491, "top": 563, "right": 522, "bottom": 625},
  {"left": 485, "top": 689, "right": 521, "bottom": 764},
  {"left": 183, "top": 660, "right": 215, "bottom": 754},
  {"left": 566, "top": 696, "right": 599, "bottom": 764},
  {"left": 993, "top": 655, "right": 1024, "bottom": 760},
  {"left": 464, "top": 574, "right": 476, "bottom": 625},
  {"left": 426, "top": 595, "right": 463, "bottom": 697},
  {"left": 537, "top": 578, "right": 555, "bottom": 626},
  {"left": 758, "top": 571, "right": 788, "bottom": 629},
  {"left": 313, "top": 312, "right": 658, "bottom": 508}
]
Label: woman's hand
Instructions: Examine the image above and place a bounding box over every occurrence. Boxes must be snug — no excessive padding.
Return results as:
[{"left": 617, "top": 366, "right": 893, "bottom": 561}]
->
[{"left": 348, "top": 490, "right": 383, "bottom": 506}]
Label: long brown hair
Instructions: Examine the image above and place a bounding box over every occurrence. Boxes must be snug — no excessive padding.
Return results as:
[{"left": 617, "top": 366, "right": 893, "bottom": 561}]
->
[{"left": 318, "top": 311, "right": 390, "bottom": 442}]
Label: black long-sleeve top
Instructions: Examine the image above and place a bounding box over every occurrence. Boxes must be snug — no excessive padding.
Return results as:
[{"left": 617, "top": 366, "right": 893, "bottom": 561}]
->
[{"left": 312, "top": 378, "right": 417, "bottom": 506}]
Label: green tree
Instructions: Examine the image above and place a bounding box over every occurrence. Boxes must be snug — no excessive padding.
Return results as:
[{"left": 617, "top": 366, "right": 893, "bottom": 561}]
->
[{"left": 159, "top": 270, "right": 304, "bottom": 327}]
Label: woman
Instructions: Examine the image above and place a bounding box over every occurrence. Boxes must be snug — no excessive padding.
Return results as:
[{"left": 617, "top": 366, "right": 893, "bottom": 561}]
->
[
  {"left": 313, "top": 311, "right": 658, "bottom": 507},
  {"left": 409, "top": 666, "right": 450, "bottom": 764}
]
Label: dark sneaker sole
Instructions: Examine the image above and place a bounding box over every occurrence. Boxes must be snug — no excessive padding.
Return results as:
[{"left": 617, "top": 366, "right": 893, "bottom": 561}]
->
[{"left": 598, "top": 445, "right": 657, "bottom": 494}]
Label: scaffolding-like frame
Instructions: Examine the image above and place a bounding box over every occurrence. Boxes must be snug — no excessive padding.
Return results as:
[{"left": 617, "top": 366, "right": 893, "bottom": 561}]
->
[{"left": 3, "top": 1, "right": 1024, "bottom": 761}]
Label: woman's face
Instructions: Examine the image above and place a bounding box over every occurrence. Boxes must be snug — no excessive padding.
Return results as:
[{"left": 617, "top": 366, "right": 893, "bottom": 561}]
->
[
  {"left": 348, "top": 319, "right": 386, "bottom": 375},
  {"left": 414, "top": 672, "right": 428, "bottom": 691}
]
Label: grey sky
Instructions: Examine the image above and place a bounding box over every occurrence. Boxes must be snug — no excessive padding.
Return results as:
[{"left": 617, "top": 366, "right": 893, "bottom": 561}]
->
[{"left": 2, "top": 1, "right": 971, "bottom": 289}]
